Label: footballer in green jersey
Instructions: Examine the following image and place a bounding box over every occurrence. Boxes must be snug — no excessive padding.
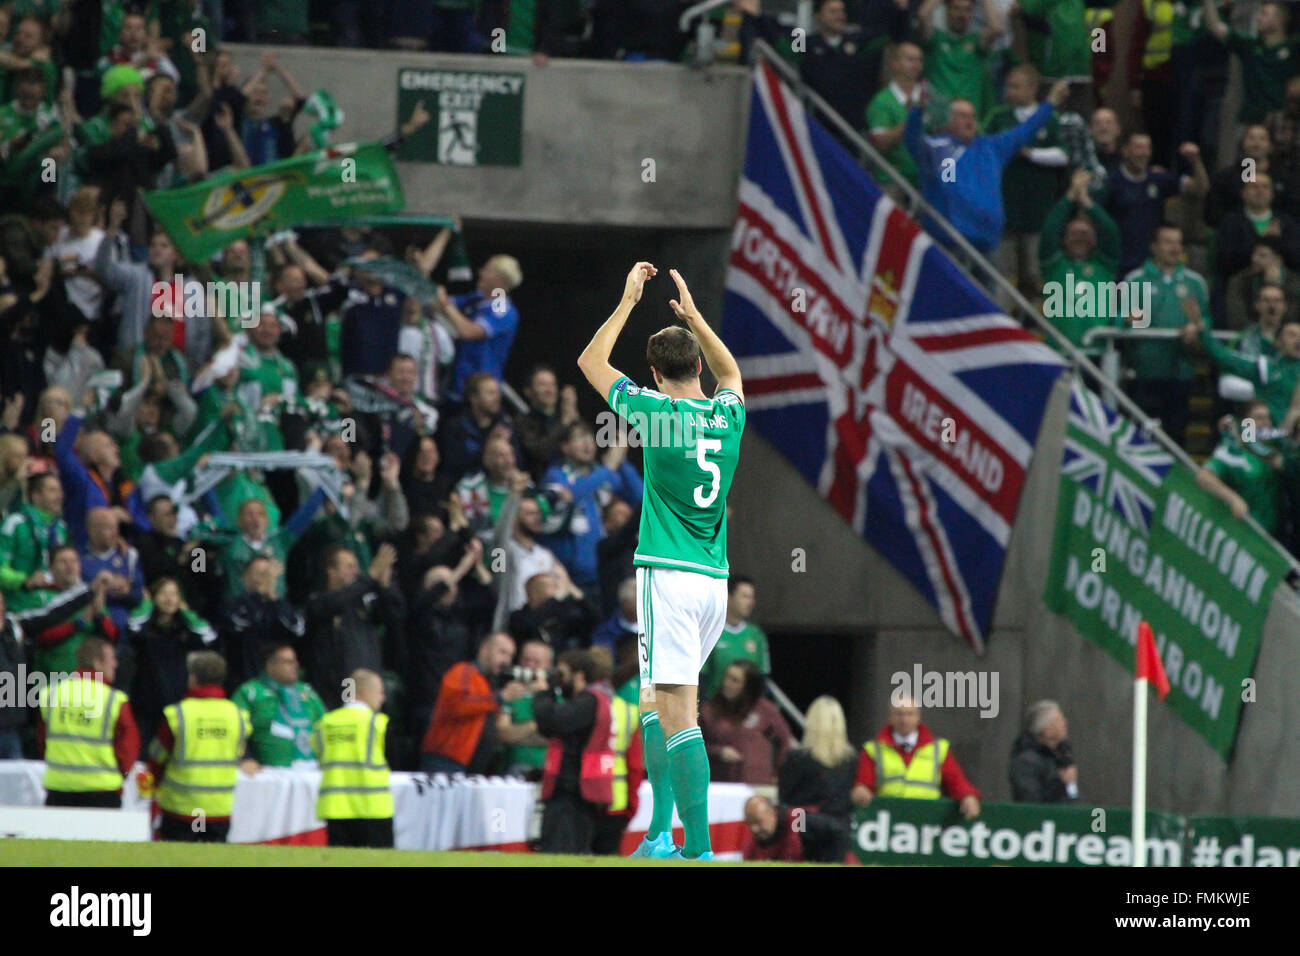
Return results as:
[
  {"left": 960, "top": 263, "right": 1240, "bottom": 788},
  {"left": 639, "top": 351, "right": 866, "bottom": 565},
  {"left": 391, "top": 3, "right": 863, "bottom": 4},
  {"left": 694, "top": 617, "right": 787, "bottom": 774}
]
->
[{"left": 578, "top": 263, "right": 745, "bottom": 861}]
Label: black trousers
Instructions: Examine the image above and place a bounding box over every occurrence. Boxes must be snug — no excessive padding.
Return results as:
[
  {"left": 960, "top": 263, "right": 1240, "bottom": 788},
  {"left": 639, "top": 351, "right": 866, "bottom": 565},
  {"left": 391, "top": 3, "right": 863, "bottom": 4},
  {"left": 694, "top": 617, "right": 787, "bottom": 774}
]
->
[
  {"left": 157, "top": 815, "right": 230, "bottom": 843},
  {"left": 45, "top": 789, "right": 121, "bottom": 808},
  {"left": 538, "top": 792, "right": 600, "bottom": 855},
  {"left": 591, "top": 813, "right": 630, "bottom": 856},
  {"left": 1126, "top": 378, "right": 1192, "bottom": 449},
  {"left": 326, "top": 818, "right": 394, "bottom": 848}
]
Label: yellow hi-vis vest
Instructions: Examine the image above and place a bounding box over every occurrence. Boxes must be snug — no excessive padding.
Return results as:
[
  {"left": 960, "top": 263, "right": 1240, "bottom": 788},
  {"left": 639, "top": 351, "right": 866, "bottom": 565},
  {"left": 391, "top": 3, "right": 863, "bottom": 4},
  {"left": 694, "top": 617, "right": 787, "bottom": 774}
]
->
[
  {"left": 863, "top": 737, "right": 949, "bottom": 799},
  {"left": 1142, "top": 0, "right": 1174, "bottom": 71},
  {"left": 156, "top": 698, "right": 250, "bottom": 818},
  {"left": 608, "top": 696, "right": 637, "bottom": 814},
  {"left": 40, "top": 674, "right": 126, "bottom": 793},
  {"left": 313, "top": 705, "right": 393, "bottom": 820}
]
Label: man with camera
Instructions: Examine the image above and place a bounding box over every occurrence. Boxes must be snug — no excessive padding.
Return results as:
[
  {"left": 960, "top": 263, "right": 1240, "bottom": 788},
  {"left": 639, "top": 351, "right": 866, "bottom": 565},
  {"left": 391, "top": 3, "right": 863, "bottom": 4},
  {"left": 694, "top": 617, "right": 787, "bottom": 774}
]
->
[
  {"left": 1009, "top": 700, "right": 1078, "bottom": 804},
  {"left": 498, "top": 639, "right": 554, "bottom": 779},
  {"left": 420, "top": 631, "right": 540, "bottom": 774},
  {"left": 532, "top": 648, "right": 619, "bottom": 855}
]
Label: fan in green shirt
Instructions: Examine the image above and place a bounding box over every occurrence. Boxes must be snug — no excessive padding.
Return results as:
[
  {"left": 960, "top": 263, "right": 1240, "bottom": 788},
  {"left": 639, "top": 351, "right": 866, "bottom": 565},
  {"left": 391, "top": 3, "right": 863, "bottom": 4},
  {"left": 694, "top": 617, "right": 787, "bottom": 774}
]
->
[
  {"left": 983, "top": 65, "right": 1068, "bottom": 238},
  {"left": 0, "top": 76, "right": 59, "bottom": 149},
  {"left": 1196, "top": 402, "right": 1287, "bottom": 535},
  {"left": 1233, "top": 281, "right": 1287, "bottom": 361},
  {"left": 1039, "top": 171, "right": 1123, "bottom": 354},
  {"left": 240, "top": 320, "right": 299, "bottom": 453},
  {"left": 866, "top": 43, "right": 924, "bottom": 186},
  {"left": 500, "top": 639, "right": 553, "bottom": 774},
  {"left": 1204, "top": 0, "right": 1300, "bottom": 123},
  {"left": 0, "top": 475, "right": 68, "bottom": 613},
  {"left": 0, "top": 17, "right": 58, "bottom": 105},
  {"left": 232, "top": 644, "right": 327, "bottom": 768},
  {"left": 501, "top": 694, "right": 548, "bottom": 773},
  {"left": 1121, "top": 227, "right": 1210, "bottom": 382},
  {"left": 211, "top": 491, "right": 324, "bottom": 603},
  {"left": 1019, "top": 0, "right": 1097, "bottom": 79},
  {"left": 1191, "top": 309, "right": 1300, "bottom": 424},
  {"left": 699, "top": 577, "right": 770, "bottom": 699},
  {"left": 918, "top": 0, "right": 1000, "bottom": 119}
]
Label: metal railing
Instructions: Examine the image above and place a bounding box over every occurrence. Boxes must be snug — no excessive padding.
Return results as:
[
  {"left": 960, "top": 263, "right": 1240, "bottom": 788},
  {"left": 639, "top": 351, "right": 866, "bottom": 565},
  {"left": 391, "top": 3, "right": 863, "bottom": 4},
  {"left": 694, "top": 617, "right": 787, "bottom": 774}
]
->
[
  {"left": 748, "top": 40, "right": 1300, "bottom": 578},
  {"left": 765, "top": 677, "right": 807, "bottom": 731},
  {"left": 1081, "top": 326, "right": 1239, "bottom": 403}
]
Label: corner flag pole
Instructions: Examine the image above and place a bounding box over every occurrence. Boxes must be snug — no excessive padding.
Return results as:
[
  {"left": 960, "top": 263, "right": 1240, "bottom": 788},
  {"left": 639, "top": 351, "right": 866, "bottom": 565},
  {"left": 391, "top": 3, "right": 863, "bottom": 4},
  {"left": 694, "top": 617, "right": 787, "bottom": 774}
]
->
[
  {"left": 1132, "top": 667, "right": 1148, "bottom": 866},
  {"left": 1132, "top": 621, "right": 1170, "bottom": 868}
]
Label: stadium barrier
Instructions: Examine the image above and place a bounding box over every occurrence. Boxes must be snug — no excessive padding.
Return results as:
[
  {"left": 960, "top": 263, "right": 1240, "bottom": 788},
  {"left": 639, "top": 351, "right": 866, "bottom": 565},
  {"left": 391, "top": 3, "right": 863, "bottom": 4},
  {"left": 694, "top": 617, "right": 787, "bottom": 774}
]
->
[
  {"left": 854, "top": 797, "right": 1300, "bottom": 867},
  {"left": 0, "top": 761, "right": 755, "bottom": 855}
]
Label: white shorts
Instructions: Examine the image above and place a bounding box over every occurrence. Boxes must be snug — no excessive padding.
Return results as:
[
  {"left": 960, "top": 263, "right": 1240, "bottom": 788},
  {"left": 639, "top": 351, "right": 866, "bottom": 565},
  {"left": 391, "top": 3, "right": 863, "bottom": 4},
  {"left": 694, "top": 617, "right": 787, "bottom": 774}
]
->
[{"left": 636, "top": 565, "right": 728, "bottom": 688}]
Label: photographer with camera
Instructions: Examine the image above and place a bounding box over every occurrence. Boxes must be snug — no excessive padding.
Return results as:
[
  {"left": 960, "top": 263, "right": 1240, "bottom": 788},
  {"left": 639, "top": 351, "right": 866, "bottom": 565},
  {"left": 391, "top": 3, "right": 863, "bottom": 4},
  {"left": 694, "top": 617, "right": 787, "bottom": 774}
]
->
[
  {"left": 532, "top": 648, "right": 619, "bottom": 855},
  {"left": 498, "top": 639, "right": 555, "bottom": 779},
  {"left": 419, "top": 631, "right": 541, "bottom": 775},
  {"left": 1009, "top": 700, "right": 1078, "bottom": 804}
]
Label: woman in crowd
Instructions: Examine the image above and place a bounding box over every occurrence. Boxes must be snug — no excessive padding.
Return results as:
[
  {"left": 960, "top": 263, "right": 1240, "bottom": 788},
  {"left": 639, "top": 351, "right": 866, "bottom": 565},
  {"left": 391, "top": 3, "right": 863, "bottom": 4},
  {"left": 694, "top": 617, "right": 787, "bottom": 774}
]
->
[
  {"left": 126, "top": 577, "right": 219, "bottom": 744},
  {"left": 699, "top": 659, "right": 793, "bottom": 785},
  {"left": 777, "top": 695, "right": 857, "bottom": 820}
]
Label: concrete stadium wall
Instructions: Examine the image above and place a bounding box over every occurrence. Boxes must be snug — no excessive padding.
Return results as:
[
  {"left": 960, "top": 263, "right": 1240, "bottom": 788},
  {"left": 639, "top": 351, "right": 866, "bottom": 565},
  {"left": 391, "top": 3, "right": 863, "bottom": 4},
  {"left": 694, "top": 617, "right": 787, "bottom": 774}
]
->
[
  {"left": 228, "top": 45, "right": 750, "bottom": 228},
  {"left": 730, "top": 375, "right": 1300, "bottom": 816}
]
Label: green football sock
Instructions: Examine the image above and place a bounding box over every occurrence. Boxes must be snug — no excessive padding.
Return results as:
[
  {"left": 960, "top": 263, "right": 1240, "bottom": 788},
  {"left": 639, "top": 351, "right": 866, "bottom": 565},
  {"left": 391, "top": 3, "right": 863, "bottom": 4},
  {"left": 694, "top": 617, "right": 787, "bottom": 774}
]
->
[
  {"left": 640, "top": 711, "right": 676, "bottom": 840},
  {"left": 665, "top": 727, "right": 712, "bottom": 858}
]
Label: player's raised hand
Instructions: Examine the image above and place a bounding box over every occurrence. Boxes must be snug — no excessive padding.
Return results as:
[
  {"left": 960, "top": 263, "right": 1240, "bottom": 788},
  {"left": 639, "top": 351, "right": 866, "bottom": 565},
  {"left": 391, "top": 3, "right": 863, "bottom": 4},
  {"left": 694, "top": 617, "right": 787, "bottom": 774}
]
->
[
  {"left": 623, "top": 261, "right": 657, "bottom": 304},
  {"left": 668, "top": 268, "right": 702, "bottom": 323}
]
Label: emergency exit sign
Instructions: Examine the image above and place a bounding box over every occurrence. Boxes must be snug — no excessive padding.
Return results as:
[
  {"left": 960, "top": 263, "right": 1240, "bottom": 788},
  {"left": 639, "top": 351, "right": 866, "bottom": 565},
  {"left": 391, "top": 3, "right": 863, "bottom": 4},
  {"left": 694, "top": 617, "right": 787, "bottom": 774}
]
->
[{"left": 396, "top": 68, "right": 525, "bottom": 167}]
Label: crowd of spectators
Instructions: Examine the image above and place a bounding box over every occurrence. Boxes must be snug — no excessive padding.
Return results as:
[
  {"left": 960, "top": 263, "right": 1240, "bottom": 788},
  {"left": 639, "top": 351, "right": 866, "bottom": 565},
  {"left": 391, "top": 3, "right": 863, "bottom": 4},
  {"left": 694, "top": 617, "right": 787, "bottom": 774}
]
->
[
  {"left": 776, "top": 0, "right": 1300, "bottom": 561},
  {"left": 0, "top": 2, "right": 797, "bottom": 855},
  {"left": 0, "top": 0, "right": 1263, "bottom": 855}
]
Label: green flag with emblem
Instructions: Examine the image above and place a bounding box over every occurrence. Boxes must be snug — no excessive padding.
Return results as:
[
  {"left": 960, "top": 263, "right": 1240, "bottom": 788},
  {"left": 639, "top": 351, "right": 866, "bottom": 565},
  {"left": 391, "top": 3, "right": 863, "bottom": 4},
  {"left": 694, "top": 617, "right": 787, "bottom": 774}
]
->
[
  {"left": 1043, "top": 380, "right": 1291, "bottom": 759},
  {"left": 143, "top": 142, "right": 404, "bottom": 262}
]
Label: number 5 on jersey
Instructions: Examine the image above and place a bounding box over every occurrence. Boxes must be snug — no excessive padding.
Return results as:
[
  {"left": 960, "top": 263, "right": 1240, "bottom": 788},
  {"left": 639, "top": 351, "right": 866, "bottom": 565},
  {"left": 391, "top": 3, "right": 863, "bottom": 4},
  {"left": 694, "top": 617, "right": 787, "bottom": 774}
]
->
[{"left": 694, "top": 438, "right": 722, "bottom": 507}]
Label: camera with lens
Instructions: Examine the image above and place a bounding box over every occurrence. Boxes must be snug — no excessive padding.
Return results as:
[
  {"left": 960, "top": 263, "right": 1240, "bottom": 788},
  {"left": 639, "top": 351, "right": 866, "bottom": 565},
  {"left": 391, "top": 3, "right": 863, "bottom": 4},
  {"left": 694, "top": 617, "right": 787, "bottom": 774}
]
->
[{"left": 501, "top": 666, "right": 558, "bottom": 687}]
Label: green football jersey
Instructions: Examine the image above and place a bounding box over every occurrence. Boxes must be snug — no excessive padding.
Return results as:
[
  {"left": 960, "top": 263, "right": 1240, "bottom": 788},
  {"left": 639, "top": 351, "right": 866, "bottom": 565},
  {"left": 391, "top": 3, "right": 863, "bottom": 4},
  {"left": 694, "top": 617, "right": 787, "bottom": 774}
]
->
[{"left": 606, "top": 376, "right": 745, "bottom": 578}]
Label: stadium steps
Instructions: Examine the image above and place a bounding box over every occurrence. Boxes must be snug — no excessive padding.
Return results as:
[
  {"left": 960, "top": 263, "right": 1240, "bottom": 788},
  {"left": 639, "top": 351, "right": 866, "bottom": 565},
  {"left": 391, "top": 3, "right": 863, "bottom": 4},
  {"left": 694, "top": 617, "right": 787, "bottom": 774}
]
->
[{"left": 1184, "top": 365, "right": 1220, "bottom": 462}]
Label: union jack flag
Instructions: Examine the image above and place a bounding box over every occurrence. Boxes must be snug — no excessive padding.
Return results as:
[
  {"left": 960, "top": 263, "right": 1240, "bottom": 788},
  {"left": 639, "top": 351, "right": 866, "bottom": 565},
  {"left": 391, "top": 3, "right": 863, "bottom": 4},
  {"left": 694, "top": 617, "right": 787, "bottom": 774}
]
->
[
  {"left": 1062, "top": 382, "right": 1175, "bottom": 535},
  {"left": 722, "top": 63, "right": 1067, "bottom": 652}
]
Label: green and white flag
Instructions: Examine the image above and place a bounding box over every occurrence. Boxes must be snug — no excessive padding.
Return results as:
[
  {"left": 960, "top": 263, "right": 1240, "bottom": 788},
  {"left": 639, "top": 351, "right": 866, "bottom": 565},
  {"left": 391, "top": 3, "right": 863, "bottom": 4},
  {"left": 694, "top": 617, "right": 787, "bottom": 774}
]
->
[
  {"left": 1044, "top": 381, "right": 1291, "bottom": 758},
  {"left": 853, "top": 798, "right": 1300, "bottom": 867},
  {"left": 144, "top": 142, "right": 404, "bottom": 262}
]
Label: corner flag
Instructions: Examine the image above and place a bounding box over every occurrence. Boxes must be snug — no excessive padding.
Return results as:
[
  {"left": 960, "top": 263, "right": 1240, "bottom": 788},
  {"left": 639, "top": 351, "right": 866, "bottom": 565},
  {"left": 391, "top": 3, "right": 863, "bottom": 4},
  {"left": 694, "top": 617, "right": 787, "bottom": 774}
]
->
[
  {"left": 1135, "top": 621, "right": 1170, "bottom": 700},
  {"left": 1132, "top": 620, "right": 1168, "bottom": 867}
]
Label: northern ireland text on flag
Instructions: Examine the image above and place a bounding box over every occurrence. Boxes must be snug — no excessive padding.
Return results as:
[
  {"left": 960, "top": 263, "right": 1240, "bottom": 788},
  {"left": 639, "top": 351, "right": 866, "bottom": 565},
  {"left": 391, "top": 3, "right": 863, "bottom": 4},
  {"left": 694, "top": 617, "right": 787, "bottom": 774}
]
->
[{"left": 721, "top": 62, "right": 1068, "bottom": 652}]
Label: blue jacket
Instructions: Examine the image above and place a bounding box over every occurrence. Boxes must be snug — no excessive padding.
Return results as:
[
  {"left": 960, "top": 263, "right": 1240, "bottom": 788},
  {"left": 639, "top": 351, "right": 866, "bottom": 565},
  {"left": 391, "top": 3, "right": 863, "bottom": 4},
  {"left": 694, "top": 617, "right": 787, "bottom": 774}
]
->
[
  {"left": 591, "top": 611, "right": 637, "bottom": 653},
  {"left": 540, "top": 461, "right": 643, "bottom": 591},
  {"left": 55, "top": 415, "right": 119, "bottom": 550},
  {"left": 448, "top": 292, "right": 520, "bottom": 400},
  {"left": 905, "top": 102, "right": 1054, "bottom": 252},
  {"left": 340, "top": 285, "right": 403, "bottom": 377},
  {"left": 80, "top": 544, "right": 145, "bottom": 634}
]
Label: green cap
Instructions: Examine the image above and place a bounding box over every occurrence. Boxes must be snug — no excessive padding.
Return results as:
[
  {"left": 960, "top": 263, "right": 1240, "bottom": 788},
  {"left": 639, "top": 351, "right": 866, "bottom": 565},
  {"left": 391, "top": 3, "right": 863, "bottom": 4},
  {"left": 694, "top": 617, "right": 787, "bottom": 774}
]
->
[{"left": 101, "top": 64, "right": 145, "bottom": 102}]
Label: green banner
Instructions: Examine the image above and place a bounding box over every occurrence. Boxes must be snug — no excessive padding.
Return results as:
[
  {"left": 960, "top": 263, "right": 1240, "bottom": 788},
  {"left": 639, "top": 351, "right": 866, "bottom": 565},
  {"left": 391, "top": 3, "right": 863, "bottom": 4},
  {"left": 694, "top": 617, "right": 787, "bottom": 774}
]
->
[
  {"left": 854, "top": 798, "right": 1300, "bottom": 866},
  {"left": 396, "top": 68, "right": 525, "bottom": 167},
  {"left": 1043, "top": 382, "right": 1289, "bottom": 758},
  {"left": 143, "top": 142, "right": 404, "bottom": 262}
]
